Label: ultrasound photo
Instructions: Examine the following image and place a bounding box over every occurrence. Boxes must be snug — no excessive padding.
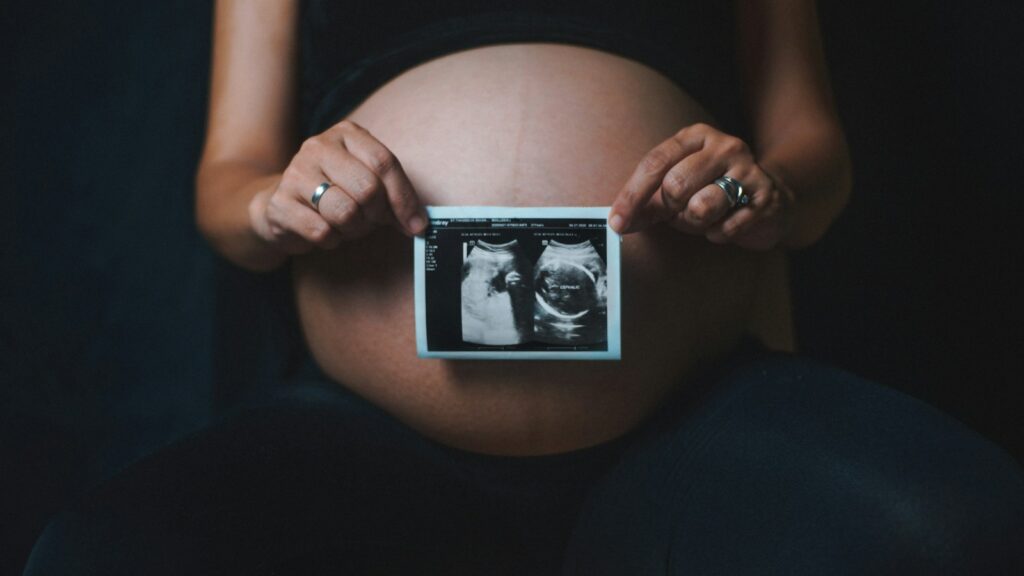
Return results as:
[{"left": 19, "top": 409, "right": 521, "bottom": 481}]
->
[
  {"left": 461, "top": 239, "right": 533, "bottom": 346},
  {"left": 532, "top": 238, "right": 608, "bottom": 345},
  {"left": 414, "top": 207, "right": 621, "bottom": 360}
]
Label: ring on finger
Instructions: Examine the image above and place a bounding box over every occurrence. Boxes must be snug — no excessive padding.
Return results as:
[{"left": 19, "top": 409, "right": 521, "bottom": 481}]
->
[
  {"left": 311, "top": 181, "right": 333, "bottom": 212},
  {"left": 714, "top": 176, "right": 751, "bottom": 209}
]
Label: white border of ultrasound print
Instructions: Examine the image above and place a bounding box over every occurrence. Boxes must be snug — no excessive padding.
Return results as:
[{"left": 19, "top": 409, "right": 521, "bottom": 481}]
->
[{"left": 414, "top": 206, "right": 621, "bottom": 360}]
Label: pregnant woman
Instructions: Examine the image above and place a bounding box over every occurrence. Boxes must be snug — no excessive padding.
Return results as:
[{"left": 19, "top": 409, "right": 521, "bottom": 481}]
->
[
  {"left": 24, "top": 0, "right": 1023, "bottom": 574},
  {"left": 200, "top": 0, "right": 819, "bottom": 456}
]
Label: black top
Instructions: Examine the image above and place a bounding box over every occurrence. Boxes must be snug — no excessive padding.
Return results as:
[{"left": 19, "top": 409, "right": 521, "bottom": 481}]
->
[{"left": 299, "top": 0, "right": 747, "bottom": 139}]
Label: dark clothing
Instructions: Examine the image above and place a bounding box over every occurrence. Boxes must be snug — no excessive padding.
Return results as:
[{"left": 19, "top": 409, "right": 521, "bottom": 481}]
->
[
  {"left": 299, "top": 0, "right": 747, "bottom": 139},
  {"left": 23, "top": 337, "right": 1024, "bottom": 575}
]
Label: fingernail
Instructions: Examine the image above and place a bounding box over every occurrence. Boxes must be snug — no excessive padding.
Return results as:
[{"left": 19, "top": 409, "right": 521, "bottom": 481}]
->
[
  {"left": 408, "top": 215, "right": 426, "bottom": 234},
  {"left": 609, "top": 214, "right": 625, "bottom": 233}
]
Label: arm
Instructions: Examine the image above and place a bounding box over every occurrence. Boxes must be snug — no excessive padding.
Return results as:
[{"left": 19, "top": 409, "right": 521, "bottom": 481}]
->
[
  {"left": 196, "top": 0, "right": 427, "bottom": 273},
  {"left": 608, "top": 0, "right": 852, "bottom": 251},
  {"left": 737, "top": 0, "right": 852, "bottom": 249},
  {"left": 195, "top": 0, "right": 301, "bottom": 271}
]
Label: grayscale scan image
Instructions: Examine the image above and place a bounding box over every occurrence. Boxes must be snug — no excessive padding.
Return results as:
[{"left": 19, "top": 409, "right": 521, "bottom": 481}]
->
[
  {"left": 533, "top": 239, "right": 607, "bottom": 345},
  {"left": 461, "top": 239, "right": 533, "bottom": 345},
  {"left": 416, "top": 207, "right": 620, "bottom": 359}
]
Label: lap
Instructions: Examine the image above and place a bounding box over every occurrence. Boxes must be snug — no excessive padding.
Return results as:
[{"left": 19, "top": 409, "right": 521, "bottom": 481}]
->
[
  {"left": 564, "top": 349, "right": 1024, "bottom": 575},
  {"left": 24, "top": 348, "right": 1024, "bottom": 575},
  {"left": 22, "top": 385, "right": 557, "bottom": 575}
]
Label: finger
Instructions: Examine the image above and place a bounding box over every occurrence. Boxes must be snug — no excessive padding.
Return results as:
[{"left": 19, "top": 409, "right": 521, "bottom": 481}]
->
[
  {"left": 708, "top": 206, "right": 782, "bottom": 251},
  {"left": 629, "top": 186, "right": 675, "bottom": 233},
  {"left": 334, "top": 121, "right": 427, "bottom": 236},
  {"left": 704, "top": 179, "right": 766, "bottom": 243},
  {"left": 705, "top": 168, "right": 776, "bottom": 241},
  {"left": 704, "top": 161, "right": 774, "bottom": 235},
  {"left": 609, "top": 125, "right": 708, "bottom": 234},
  {"left": 659, "top": 149, "right": 730, "bottom": 214},
  {"left": 264, "top": 215, "right": 320, "bottom": 255},
  {"left": 705, "top": 207, "right": 758, "bottom": 244},
  {"left": 632, "top": 149, "right": 731, "bottom": 236},
  {"left": 318, "top": 146, "right": 393, "bottom": 227},
  {"left": 262, "top": 188, "right": 321, "bottom": 251},
  {"left": 278, "top": 196, "right": 344, "bottom": 249},
  {"left": 281, "top": 161, "right": 370, "bottom": 239},
  {"left": 261, "top": 208, "right": 313, "bottom": 254},
  {"left": 315, "top": 183, "right": 376, "bottom": 238},
  {"left": 678, "top": 181, "right": 733, "bottom": 231}
]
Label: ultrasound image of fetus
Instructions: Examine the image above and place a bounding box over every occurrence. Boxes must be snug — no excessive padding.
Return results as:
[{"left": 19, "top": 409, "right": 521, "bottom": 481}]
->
[
  {"left": 533, "top": 240, "right": 607, "bottom": 345},
  {"left": 460, "top": 240, "right": 533, "bottom": 345}
]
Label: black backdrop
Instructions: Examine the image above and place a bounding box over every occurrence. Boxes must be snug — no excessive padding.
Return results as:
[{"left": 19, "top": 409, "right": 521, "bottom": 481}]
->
[{"left": 2, "top": 1, "right": 1022, "bottom": 574}]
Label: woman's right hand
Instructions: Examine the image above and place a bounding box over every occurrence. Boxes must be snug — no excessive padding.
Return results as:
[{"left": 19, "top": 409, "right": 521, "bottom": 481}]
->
[{"left": 250, "top": 119, "right": 428, "bottom": 255}]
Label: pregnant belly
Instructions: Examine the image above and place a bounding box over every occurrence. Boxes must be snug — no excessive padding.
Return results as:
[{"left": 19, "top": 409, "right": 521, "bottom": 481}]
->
[{"left": 293, "top": 43, "right": 778, "bottom": 456}]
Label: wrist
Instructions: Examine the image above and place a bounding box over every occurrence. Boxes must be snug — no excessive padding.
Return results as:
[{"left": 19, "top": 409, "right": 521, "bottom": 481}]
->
[{"left": 756, "top": 125, "right": 853, "bottom": 249}]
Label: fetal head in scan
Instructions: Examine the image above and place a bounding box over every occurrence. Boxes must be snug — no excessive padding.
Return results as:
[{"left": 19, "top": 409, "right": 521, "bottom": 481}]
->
[
  {"left": 533, "top": 240, "right": 607, "bottom": 345},
  {"left": 460, "top": 240, "right": 534, "bottom": 345}
]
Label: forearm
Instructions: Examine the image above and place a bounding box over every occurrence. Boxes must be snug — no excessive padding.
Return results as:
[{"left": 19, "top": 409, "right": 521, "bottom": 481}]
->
[
  {"left": 195, "top": 160, "right": 287, "bottom": 272},
  {"left": 755, "top": 115, "right": 853, "bottom": 249}
]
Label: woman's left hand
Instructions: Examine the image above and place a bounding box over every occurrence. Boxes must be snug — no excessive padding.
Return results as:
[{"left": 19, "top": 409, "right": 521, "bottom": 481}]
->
[{"left": 608, "top": 123, "right": 795, "bottom": 251}]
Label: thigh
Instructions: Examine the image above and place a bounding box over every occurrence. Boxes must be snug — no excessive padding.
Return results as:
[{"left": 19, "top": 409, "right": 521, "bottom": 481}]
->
[
  {"left": 563, "top": 351, "right": 1024, "bottom": 575},
  {"left": 22, "top": 384, "right": 522, "bottom": 576}
]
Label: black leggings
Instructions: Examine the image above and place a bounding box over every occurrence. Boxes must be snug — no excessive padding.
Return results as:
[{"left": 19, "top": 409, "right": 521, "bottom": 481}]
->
[{"left": 23, "top": 339, "right": 1024, "bottom": 575}]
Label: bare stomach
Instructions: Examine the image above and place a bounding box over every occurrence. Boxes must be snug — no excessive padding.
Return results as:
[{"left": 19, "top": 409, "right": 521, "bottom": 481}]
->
[{"left": 293, "top": 43, "right": 791, "bottom": 456}]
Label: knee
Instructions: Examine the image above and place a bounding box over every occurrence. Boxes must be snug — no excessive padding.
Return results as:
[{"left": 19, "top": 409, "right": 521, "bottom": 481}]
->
[
  {"left": 760, "top": 356, "right": 1024, "bottom": 571},
  {"left": 24, "top": 503, "right": 211, "bottom": 575},
  {"left": 874, "top": 434, "right": 1024, "bottom": 573},
  {"left": 22, "top": 507, "right": 124, "bottom": 576},
  {"left": 22, "top": 512, "right": 69, "bottom": 575},
  {"left": 564, "top": 353, "right": 1024, "bottom": 574},
  {"left": 755, "top": 356, "right": 1024, "bottom": 571}
]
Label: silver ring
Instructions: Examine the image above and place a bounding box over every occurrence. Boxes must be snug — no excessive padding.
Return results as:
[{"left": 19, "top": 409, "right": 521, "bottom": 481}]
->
[
  {"left": 311, "top": 181, "right": 332, "bottom": 211},
  {"left": 714, "top": 176, "right": 750, "bottom": 208}
]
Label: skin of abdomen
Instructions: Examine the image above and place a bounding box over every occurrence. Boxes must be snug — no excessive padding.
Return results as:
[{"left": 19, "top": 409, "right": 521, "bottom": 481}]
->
[{"left": 292, "top": 43, "right": 767, "bottom": 456}]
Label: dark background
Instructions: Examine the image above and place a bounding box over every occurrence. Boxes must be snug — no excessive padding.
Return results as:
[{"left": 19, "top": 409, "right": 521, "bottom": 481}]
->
[{"left": 2, "top": 1, "right": 1021, "bottom": 574}]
